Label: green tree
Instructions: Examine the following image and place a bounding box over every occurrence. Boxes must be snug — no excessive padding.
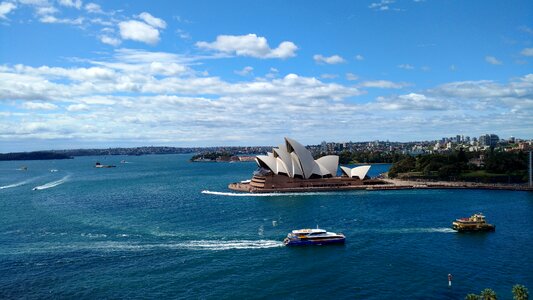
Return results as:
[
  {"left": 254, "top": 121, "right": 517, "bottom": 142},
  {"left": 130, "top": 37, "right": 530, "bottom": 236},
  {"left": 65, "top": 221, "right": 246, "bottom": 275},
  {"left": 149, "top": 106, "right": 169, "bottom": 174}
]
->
[
  {"left": 480, "top": 288, "right": 498, "bottom": 300},
  {"left": 466, "top": 294, "right": 480, "bottom": 300},
  {"left": 512, "top": 284, "right": 529, "bottom": 300},
  {"left": 388, "top": 156, "right": 416, "bottom": 178}
]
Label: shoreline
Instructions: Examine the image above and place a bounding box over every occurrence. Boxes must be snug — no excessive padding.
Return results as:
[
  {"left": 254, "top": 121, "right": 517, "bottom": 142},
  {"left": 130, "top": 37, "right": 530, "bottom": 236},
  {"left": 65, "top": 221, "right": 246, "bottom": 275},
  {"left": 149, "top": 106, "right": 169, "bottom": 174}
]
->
[{"left": 229, "top": 179, "right": 533, "bottom": 193}]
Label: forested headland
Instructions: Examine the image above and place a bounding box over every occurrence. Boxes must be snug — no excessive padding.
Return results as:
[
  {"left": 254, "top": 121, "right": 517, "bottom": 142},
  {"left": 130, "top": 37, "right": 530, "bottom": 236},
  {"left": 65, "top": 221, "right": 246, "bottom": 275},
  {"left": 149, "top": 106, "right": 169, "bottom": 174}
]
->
[{"left": 387, "top": 149, "right": 529, "bottom": 183}]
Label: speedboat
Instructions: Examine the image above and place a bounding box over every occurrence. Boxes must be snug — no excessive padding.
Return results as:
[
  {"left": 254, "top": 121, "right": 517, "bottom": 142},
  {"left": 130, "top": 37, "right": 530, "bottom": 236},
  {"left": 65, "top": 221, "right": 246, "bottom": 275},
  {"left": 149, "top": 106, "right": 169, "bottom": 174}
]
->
[
  {"left": 452, "top": 213, "right": 495, "bottom": 232},
  {"left": 283, "top": 227, "right": 345, "bottom": 246},
  {"left": 95, "top": 162, "right": 116, "bottom": 168}
]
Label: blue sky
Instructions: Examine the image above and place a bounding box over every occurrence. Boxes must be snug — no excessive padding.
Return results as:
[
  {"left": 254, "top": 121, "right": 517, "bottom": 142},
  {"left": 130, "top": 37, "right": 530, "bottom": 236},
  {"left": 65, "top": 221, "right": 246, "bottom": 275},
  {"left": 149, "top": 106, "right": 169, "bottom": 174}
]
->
[{"left": 0, "top": 0, "right": 532, "bottom": 151}]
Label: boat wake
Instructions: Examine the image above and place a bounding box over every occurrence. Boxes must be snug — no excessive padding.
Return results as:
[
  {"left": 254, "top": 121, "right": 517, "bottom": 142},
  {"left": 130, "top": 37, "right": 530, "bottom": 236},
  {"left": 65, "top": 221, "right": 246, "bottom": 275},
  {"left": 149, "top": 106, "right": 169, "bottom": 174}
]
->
[
  {"left": 0, "top": 179, "right": 32, "bottom": 190},
  {"left": 5, "top": 240, "right": 284, "bottom": 254},
  {"left": 32, "top": 175, "right": 70, "bottom": 191},
  {"left": 201, "top": 190, "right": 338, "bottom": 197},
  {"left": 177, "top": 240, "right": 284, "bottom": 250},
  {"left": 377, "top": 227, "right": 455, "bottom": 234}
]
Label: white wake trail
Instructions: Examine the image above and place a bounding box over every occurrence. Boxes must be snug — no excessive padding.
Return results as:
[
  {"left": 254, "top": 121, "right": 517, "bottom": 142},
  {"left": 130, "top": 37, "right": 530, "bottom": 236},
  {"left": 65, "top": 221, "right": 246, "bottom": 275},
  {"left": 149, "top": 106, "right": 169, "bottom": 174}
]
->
[
  {"left": 6, "top": 240, "right": 285, "bottom": 254},
  {"left": 32, "top": 175, "right": 70, "bottom": 191},
  {"left": 0, "top": 179, "right": 32, "bottom": 190},
  {"left": 176, "top": 240, "right": 284, "bottom": 250},
  {"left": 201, "top": 190, "right": 339, "bottom": 197},
  {"left": 376, "top": 227, "right": 456, "bottom": 234}
]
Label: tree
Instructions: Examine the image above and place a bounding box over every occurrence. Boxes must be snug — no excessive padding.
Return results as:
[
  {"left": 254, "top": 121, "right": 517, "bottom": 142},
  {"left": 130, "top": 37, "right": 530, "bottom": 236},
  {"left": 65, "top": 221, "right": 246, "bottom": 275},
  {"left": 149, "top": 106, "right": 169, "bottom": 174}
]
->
[
  {"left": 466, "top": 294, "right": 480, "bottom": 300},
  {"left": 388, "top": 156, "right": 416, "bottom": 177},
  {"left": 512, "top": 284, "right": 529, "bottom": 300},
  {"left": 480, "top": 288, "right": 498, "bottom": 300}
]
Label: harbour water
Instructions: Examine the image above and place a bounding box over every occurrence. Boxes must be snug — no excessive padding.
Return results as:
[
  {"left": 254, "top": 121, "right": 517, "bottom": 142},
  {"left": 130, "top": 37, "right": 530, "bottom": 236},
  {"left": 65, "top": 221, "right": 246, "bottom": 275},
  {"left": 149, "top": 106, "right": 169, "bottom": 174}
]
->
[{"left": 1, "top": 154, "right": 532, "bottom": 299}]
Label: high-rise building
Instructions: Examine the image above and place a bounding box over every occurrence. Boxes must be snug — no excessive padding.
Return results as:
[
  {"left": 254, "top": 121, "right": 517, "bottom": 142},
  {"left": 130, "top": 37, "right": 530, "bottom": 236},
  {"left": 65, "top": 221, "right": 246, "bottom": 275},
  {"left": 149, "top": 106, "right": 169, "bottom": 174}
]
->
[{"left": 479, "top": 134, "right": 500, "bottom": 147}]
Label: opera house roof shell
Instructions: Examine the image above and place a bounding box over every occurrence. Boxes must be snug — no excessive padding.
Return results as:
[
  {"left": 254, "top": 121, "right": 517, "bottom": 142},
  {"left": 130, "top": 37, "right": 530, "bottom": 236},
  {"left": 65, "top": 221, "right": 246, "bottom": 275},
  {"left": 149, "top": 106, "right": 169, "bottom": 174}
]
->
[{"left": 255, "top": 137, "right": 370, "bottom": 180}]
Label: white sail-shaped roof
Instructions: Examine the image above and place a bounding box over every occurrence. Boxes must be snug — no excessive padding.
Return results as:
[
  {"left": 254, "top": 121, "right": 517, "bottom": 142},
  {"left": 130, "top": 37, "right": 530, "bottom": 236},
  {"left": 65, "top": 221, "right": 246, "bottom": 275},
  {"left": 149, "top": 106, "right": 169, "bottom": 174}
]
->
[
  {"left": 291, "top": 152, "right": 304, "bottom": 177},
  {"left": 340, "top": 166, "right": 352, "bottom": 177},
  {"left": 256, "top": 155, "right": 277, "bottom": 173},
  {"left": 352, "top": 165, "right": 371, "bottom": 179},
  {"left": 311, "top": 161, "right": 330, "bottom": 176},
  {"left": 255, "top": 137, "right": 343, "bottom": 179},
  {"left": 273, "top": 146, "right": 293, "bottom": 177},
  {"left": 285, "top": 137, "right": 315, "bottom": 179},
  {"left": 276, "top": 157, "right": 288, "bottom": 175},
  {"left": 316, "top": 156, "right": 339, "bottom": 177},
  {"left": 340, "top": 165, "right": 371, "bottom": 179}
]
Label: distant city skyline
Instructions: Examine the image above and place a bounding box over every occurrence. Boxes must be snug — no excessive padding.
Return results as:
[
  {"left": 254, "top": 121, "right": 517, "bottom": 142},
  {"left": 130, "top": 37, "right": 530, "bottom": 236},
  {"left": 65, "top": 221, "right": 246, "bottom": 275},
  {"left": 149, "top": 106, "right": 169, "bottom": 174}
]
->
[{"left": 1, "top": 0, "right": 532, "bottom": 152}]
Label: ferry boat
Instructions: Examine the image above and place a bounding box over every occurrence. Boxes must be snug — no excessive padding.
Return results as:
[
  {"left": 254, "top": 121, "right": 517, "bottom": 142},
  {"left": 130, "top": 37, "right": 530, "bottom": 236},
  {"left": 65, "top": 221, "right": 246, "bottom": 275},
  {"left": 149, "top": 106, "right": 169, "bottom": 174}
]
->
[
  {"left": 283, "top": 227, "right": 345, "bottom": 246},
  {"left": 452, "top": 213, "right": 495, "bottom": 232}
]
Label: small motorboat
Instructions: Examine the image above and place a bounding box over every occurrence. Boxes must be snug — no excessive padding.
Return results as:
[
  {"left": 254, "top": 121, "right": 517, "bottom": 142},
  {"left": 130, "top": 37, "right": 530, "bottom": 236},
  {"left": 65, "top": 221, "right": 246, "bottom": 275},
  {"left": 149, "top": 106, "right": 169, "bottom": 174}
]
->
[
  {"left": 283, "top": 227, "right": 345, "bottom": 246},
  {"left": 95, "top": 162, "right": 116, "bottom": 168},
  {"left": 452, "top": 213, "right": 495, "bottom": 232}
]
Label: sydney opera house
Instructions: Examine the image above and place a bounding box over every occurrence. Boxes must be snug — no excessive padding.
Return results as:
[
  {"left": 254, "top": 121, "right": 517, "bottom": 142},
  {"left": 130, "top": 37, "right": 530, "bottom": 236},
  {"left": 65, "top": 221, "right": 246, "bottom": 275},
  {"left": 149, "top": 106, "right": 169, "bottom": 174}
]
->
[{"left": 229, "top": 137, "right": 380, "bottom": 193}]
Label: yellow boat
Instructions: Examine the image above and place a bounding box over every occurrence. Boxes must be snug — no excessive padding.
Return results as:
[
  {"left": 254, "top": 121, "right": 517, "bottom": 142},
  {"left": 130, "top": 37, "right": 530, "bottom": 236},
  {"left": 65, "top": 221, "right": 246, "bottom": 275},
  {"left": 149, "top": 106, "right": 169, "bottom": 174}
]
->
[{"left": 452, "top": 213, "right": 495, "bottom": 232}]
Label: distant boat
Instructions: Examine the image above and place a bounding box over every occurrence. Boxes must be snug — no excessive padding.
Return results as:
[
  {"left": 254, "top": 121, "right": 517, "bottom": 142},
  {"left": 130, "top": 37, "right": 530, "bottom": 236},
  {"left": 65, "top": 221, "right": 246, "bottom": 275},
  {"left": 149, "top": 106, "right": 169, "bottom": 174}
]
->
[
  {"left": 120, "top": 160, "right": 128, "bottom": 164},
  {"left": 18, "top": 166, "right": 28, "bottom": 171},
  {"left": 452, "top": 213, "right": 495, "bottom": 232},
  {"left": 283, "top": 227, "right": 345, "bottom": 246},
  {"left": 95, "top": 162, "right": 116, "bottom": 168},
  {"left": 50, "top": 169, "right": 58, "bottom": 172}
]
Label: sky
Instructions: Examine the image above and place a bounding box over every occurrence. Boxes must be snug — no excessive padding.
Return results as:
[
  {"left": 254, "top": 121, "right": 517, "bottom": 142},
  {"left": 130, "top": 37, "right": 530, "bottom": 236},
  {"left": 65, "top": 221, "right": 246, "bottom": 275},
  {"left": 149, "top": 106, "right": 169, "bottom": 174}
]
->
[{"left": 0, "top": 0, "right": 532, "bottom": 152}]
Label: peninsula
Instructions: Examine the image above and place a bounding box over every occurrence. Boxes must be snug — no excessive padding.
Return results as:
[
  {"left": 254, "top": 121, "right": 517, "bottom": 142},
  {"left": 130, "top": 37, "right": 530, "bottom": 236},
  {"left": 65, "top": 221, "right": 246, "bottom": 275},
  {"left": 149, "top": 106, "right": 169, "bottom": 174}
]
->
[{"left": 0, "top": 151, "right": 72, "bottom": 161}]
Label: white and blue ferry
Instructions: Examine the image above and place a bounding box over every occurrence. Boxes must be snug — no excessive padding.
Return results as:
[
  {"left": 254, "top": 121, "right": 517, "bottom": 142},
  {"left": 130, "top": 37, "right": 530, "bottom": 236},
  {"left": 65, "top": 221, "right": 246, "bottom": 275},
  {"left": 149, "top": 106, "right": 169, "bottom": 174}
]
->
[{"left": 283, "top": 228, "right": 345, "bottom": 246}]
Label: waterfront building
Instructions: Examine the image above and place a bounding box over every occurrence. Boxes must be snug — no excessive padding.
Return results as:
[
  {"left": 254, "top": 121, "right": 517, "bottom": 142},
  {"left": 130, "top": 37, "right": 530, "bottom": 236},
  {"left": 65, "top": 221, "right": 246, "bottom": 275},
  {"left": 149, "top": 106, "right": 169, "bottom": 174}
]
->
[
  {"left": 255, "top": 137, "right": 341, "bottom": 179},
  {"left": 229, "top": 137, "right": 373, "bottom": 192}
]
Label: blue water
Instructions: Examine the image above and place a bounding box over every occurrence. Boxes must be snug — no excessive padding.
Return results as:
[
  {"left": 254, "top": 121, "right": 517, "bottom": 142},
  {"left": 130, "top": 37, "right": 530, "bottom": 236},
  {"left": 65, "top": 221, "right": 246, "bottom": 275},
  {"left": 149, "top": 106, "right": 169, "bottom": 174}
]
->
[{"left": 1, "top": 155, "right": 532, "bottom": 299}]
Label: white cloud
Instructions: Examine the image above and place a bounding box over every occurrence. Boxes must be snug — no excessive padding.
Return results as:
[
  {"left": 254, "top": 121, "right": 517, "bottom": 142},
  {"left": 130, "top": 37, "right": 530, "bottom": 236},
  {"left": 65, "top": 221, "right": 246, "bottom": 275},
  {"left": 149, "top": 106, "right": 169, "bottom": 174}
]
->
[
  {"left": 359, "top": 80, "right": 410, "bottom": 89},
  {"left": 138, "top": 12, "right": 166, "bottom": 29},
  {"left": 119, "top": 20, "right": 160, "bottom": 45},
  {"left": 11, "top": 64, "right": 116, "bottom": 82},
  {"left": 176, "top": 29, "right": 190, "bottom": 40},
  {"left": 17, "top": 0, "right": 47, "bottom": 5},
  {"left": 40, "top": 15, "right": 83, "bottom": 24},
  {"left": 100, "top": 35, "right": 121, "bottom": 46},
  {"left": 313, "top": 54, "right": 346, "bottom": 65},
  {"left": 66, "top": 103, "right": 89, "bottom": 111},
  {"left": 1, "top": 49, "right": 531, "bottom": 148},
  {"left": 58, "top": 0, "right": 82, "bottom": 9},
  {"left": 346, "top": 73, "right": 359, "bottom": 81},
  {"left": 485, "top": 55, "right": 502, "bottom": 65},
  {"left": 234, "top": 66, "right": 253, "bottom": 76},
  {"left": 521, "top": 48, "right": 533, "bottom": 56},
  {"left": 265, "top": 67, "right": 278, "bottom": 79},
  {"left": 321, "top": 73, "right": 338, "bottom": 79},
  {"left": 375, "top": 93, "right": 449, "bottom": 111},
  {"left": 35, "top": 5, "right": 58, "bottom": 15},
  {"left": 22, "top": 102, "right": 58, "bottom": 110},
  {"left": 149, "top": 61, "right": 187, "bottom": 76},
  {"left": 398, "top": 64, "right": 414, "bottom": 70},
  {"left": 519, "top": 26, "right": 533, "bottom": 35},
  {"left": 369, "top": 0, "right": 394, "bottom": 11},
  {"left": 196, "top": 34, "right": 298, "bottom": 59},
  {"left": 0, "top": 1, "right": 16, "bottom": 19},
  {"left": 84, "top": 2, "right": 102, "bottom": 13},
  {"left": 355, "top": 54, "right": 364, "bottom": 61}
]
